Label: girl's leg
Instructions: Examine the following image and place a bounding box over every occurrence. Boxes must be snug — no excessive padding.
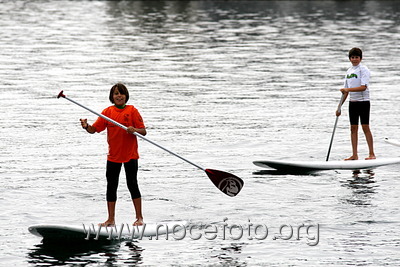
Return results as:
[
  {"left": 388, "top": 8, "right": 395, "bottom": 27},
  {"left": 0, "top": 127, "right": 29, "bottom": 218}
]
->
[
  {"left": 102, "top": 161, "right": 122, "bottom": 226},
  {"left": 102, "top": 201, "right": 116, "bottom": 226},
  {"left": 132, "top": 198, "right": 143, "bottom": 226},
  {"left": 124, "top": 159, "right": 143, "bottom": 225}
]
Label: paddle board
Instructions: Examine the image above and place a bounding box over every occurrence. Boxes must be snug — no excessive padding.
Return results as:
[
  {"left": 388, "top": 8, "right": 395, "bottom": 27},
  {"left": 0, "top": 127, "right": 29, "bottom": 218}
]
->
[
  {"left": 253, "top": 158, "right": 400, "bottom": 173},
  {"left": 385, "top": 138, "right": 400, "bottom": 147},
  {"left": 29, "top": 221, "right": 188, "bottom": 241}
]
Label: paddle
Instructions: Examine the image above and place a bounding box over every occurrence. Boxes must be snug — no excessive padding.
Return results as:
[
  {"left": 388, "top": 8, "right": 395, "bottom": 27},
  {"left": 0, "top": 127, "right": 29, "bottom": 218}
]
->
[
  {"left": 57, "top": 91, "right": 243, "bottom": 197},
  {"left": 326, "top": 93, "right": 346, "bottom": 161}
]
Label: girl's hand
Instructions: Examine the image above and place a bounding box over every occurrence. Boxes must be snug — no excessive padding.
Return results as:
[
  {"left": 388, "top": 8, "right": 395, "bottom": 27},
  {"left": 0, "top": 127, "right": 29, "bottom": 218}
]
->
[
  {"left": 336, "top": 110, "right": 341, "bottom": 117},
  {"left": 127, "top": 126, "right": 136, "bottom": 134},
  {"left": 80, "top": 119, "right": 88, "bottom": 129}
]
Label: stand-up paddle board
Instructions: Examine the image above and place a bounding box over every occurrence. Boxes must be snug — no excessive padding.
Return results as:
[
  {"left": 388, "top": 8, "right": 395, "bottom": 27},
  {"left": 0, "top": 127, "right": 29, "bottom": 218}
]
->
[
  {"left": 29, "top": 221, "right": 188, "bottom": 242},
  {"left": 253, "top": 158, "right": 400, "bottom": 173},
  {"left": 385, "top": 138, "right": 400, "bottom": 147}
]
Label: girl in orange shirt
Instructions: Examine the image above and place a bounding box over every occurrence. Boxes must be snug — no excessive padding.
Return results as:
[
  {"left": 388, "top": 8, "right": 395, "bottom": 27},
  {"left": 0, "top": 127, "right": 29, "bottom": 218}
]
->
[{"left": 80, "top": 83, "right": 147, "bottom": 226}]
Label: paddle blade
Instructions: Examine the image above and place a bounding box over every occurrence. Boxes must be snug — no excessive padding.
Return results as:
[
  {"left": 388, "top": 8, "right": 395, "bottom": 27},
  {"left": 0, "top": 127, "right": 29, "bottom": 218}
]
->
[{"left": 205, "top": 169, "right": 244, "bottom": 197}]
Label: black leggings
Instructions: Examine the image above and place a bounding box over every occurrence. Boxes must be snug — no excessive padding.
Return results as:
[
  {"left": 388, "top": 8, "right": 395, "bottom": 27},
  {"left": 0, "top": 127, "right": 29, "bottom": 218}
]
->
[{"left": 106, "top": 159, "right": 141, "bottom": 202}]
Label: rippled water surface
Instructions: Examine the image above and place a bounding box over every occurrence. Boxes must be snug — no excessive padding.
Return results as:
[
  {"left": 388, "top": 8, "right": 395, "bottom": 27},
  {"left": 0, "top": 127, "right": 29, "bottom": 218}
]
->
[{"left": 1, "top": 1, "right": 400, "bottom": 266}]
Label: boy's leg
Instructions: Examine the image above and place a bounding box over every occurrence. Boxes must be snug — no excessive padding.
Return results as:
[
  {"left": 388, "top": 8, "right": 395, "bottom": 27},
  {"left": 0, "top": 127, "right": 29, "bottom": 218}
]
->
[
  {"left": 362, "top": 124, "right": 376, "bottom": 160},
  {"left": 345, "top": 125, "right": 359, "bottom": 160}
]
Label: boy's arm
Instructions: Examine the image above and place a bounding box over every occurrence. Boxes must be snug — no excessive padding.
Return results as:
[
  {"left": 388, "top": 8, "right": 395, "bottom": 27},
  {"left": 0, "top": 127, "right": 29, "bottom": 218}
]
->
[
  {"left": 336, "top": 92, "right": 348, "bottom": 116},
  {"left": 340, "top": 85, "right": 367, "bottom": 93}
]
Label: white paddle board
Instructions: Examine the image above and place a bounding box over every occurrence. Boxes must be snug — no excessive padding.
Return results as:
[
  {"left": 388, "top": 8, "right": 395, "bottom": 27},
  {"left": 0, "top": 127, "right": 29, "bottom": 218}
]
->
[
  {"left": 253, "top": 158, "right": 400, "bottom": 173},
  {"left": 29, "top": 221, "right": 188, "bottom": 241},
  {"left": 385, "top": 138, "right": 400, "bottom": 147}
]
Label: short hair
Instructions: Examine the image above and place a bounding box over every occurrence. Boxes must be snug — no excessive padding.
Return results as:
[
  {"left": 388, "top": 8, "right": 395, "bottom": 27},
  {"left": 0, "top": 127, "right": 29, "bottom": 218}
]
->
[
  {"left": 109, "top": 83, "right": 129, "bottom": 103},
  {"left": 348, "top": 47, "right": 362, "bottom": 59}
]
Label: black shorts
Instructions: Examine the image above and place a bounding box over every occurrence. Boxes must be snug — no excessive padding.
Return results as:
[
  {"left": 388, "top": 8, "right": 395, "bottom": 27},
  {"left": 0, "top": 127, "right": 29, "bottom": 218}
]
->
[{"left": 349, "top": 101, "right": 370, "bottom": 125}]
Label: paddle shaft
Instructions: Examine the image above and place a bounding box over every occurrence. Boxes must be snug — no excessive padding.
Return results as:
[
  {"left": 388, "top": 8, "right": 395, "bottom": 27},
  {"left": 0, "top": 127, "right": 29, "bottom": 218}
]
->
[
  {"left": 58, "top": 91, "right": 206, "bottom": 171},
  {"left": 326, "top": 94, "right": 345, "bottom": 161}
]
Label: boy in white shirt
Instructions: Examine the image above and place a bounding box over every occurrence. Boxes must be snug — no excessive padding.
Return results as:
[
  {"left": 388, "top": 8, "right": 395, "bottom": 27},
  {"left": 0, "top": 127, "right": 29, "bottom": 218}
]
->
[{"left": 336, "top": 47, "right": 376, "bottom": 160}]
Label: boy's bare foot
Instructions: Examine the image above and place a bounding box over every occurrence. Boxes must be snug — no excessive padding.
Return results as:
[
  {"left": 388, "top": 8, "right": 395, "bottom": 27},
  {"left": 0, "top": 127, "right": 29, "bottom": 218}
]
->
[
  {"left": 344, "top": 156, "right": 358, "bottom": 161},
  {"left": 365, "top": 155, "right": 376, "bottom": 160},
  {"left": 99, "top": 220, "right": 115, "bottom": 227},
  {"left": 133, "top": 218, "right": 144, "bottom": 226}
]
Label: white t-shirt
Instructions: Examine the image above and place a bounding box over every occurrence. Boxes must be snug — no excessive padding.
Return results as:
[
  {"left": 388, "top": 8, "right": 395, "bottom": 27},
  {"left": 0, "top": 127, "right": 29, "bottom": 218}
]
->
[{"left": 344, "top": 63, "right": 371, "bottom": 102}]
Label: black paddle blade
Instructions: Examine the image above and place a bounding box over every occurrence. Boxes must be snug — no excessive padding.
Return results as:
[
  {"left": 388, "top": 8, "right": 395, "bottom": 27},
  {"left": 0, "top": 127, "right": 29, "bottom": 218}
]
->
[{"left": 205, "top": 169, "right": 244, "bottom": 197}]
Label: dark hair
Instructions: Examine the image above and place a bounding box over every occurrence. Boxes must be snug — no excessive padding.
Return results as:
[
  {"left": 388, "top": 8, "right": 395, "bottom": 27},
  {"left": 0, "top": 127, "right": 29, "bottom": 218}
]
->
[
  {"left": 109, "top": 83, "right": 129, "bottom": 103},
  {"left": 348, "top": 47, "right": 362, "bottom": 59}
]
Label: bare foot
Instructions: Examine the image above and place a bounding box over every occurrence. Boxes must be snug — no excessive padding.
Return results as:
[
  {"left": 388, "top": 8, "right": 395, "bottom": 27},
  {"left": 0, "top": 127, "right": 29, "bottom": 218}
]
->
[
  {"left": 99, "top": 220, "right": 115, "bottom": 227},
  {"left": 133, "top": 218, "right": 144, "bottom": 226},
  {"left": 345, "top": 156, "right": 358, "bottom": 161},
  {"left": 365, "top": 155, "right": 376, "bottom": 160}
]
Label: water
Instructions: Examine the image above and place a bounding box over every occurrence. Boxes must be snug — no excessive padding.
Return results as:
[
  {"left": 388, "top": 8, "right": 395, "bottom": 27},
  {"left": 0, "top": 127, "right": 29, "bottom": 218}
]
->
[{"left": 1, "top": 0, "right": 400, "bottom": 266}]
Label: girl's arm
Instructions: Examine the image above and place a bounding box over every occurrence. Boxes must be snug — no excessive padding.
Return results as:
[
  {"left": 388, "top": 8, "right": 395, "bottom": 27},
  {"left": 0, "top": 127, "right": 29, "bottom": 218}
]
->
[
  {"left": 80, "top": 119, "right": 96, "bottom": 134},
  {"left": 127, "top": 127, "right": 147, "bottom": 136}
]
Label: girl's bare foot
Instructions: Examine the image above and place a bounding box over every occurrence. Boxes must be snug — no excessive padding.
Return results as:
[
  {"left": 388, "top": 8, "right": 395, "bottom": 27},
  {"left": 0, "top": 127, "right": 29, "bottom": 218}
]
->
[
  {"left": 345, "top": 156, "right": 358, "bottom": 161},
  {"left": 99, "top": 220, "right": 115, "bottom": 227},
  {"left": 133, "top": 218, "right": 144, "bottom": 226},
  {"left": 365, "top": 155, "right": 376, "bottom": 160}
]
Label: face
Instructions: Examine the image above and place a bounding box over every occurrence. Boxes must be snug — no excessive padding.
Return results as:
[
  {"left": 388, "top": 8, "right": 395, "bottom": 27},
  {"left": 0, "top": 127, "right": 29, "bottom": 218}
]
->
[
  {"left": 349, "top": 55, "right": 362, "bottom": 66},
  {"left": 113, "top": 89, "right": 126, "bottom": 106}
]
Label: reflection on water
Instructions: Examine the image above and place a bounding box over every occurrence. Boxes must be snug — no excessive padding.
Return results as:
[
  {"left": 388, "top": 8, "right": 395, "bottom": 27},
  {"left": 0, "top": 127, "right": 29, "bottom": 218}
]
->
[
  {"left": 252, "top": 169, "right": 322, "bottom": 176},
  {"left": 351, "top": 169, "right": 375, "bottom": 180},
  {"left": 340, "top": 169, "right": 377, "bottom": 206},
  {"left": 27, "top": 240, "right": 142, "bottom": 266},
  {"left": 211, "top": 243, "right": 246, "bottom": 267}
]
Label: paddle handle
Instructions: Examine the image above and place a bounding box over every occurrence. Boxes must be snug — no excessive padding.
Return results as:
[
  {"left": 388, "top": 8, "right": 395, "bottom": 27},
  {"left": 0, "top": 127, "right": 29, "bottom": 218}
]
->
[
  {"left": 58, "top": 91, "right": 206, "bottom": 171},
  {"left": 326, "top": 94, "right": 346, "bottom": 161}
]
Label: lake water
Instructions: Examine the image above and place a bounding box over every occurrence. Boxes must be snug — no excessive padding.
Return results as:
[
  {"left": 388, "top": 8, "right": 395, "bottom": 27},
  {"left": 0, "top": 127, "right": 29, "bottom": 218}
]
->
[{"left": 1, "top": 1, "right": 400, "bottom": 266}]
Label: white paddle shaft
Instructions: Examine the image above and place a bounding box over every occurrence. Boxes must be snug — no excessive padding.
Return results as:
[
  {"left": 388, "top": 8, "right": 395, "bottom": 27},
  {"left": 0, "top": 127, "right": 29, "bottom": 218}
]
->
[{"left": 59, "top": 92, "right": 205, "bottom": 171}]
